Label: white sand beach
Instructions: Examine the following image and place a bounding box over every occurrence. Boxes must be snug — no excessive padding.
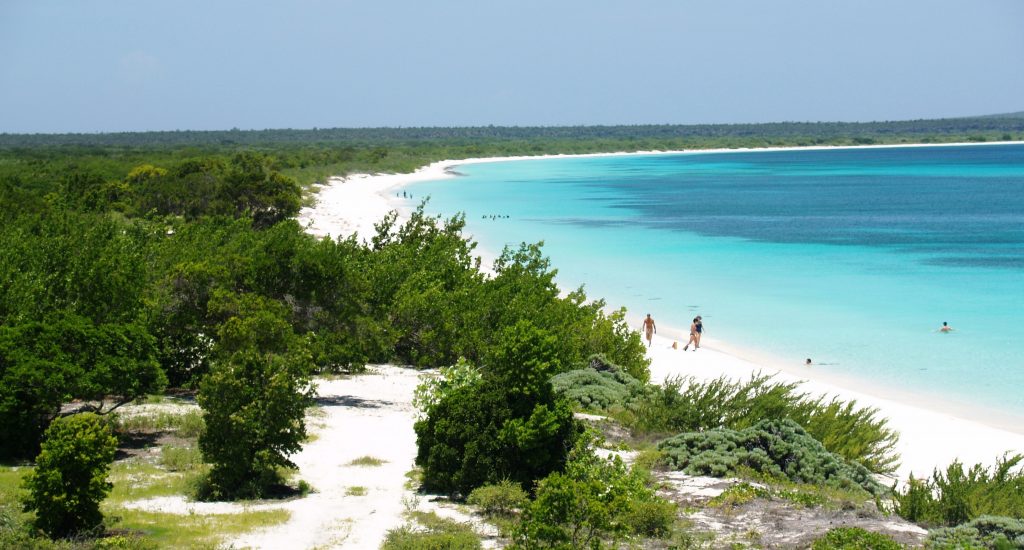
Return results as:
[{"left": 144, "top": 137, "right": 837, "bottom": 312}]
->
[{"left": 298, "top": 148, "right": 1024, "bottom": 484}]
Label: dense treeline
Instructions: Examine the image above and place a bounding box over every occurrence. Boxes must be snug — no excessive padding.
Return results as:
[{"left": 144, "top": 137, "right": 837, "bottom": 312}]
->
[{"left": 3, "top": 115, "right": 1024, "bottom": 148}]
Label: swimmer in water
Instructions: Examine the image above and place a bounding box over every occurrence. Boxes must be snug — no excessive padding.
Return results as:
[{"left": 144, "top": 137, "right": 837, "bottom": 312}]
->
[{"left": 937, "top": 321, "right": 954, "bottom": 333}]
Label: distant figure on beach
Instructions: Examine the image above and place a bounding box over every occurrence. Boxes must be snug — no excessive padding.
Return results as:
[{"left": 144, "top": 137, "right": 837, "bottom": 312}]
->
[
  {"left": 642, "top": 314, "right": 656, "bottom": 347},
  {"left": 806, "top": 358, "right": 813, "bottom": 366},
  {"left": 695, "top": 316, "right": 704, "bottom": 348},
  {"left": 683, "top": 317, "right": 699, "bottom": 351},
  {"left": 937, "top": 321, "right": 955, "bottom": 333}
]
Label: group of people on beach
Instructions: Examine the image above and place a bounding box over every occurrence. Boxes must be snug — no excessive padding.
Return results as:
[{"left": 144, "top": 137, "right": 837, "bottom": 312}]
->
[{"left": 641, "top": 313, "right": 703, "bottom": 351}]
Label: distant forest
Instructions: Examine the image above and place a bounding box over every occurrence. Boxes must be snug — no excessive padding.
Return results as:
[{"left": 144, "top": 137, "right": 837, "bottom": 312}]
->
[
  {"left": 3, "top": 114, "right": 1022, "bottom": 191},
  {"left": 3, "top": 114, "right": 1024, "bottom": 148}
]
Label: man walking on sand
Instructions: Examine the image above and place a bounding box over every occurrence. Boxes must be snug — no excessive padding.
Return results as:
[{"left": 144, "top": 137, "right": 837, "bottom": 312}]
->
[{"left": 642, "top": 314, "right": 656, "bottom": 347}]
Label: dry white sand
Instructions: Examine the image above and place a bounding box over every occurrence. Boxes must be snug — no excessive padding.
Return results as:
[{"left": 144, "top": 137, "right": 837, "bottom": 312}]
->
[
  {"left": 229, "top": 365, "right": 423, "bottom": 549},
  {"left": 299, "top": 148, "right": 1024, "bottom": 484}
]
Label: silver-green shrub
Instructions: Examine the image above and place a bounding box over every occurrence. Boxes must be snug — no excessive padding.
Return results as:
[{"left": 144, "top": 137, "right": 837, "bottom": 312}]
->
[{"left": 657, "top": 418, "right": 885, "bottom": 496}]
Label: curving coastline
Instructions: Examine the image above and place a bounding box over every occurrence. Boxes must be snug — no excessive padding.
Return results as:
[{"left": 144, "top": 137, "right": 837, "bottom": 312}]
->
[{"left": 298, "top": 144, "right": 1024, "bottom": 483}]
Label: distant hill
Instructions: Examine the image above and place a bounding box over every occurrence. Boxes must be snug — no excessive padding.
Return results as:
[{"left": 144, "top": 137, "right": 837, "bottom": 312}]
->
[
  {"left": 1, "top": 115, "right": 1022, "bottom": 148},
  {"left": 975, "top": 111, "right": 1024, "bottom": 119}
]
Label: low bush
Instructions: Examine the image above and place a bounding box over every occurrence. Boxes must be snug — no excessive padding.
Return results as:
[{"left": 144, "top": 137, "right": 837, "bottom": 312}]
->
[
  {"left": 512, "top": 441, "right": 675, "bottom": 548},
  {"left": 466, "top": 480, "right": 528, "bottom": 517},
  {"left": 657, "top": 419, "right": 884, "bottom": 496},
  {"left": 553, "top": 363, "right": 899, "bottom": 475},
  {"left": 159, "top": 445, "right": 203, "bottom": 472},
  {"left": 550, "top": 355, "right": 646, "bottom": 411},
  {"left": 811, "top": 526, "right": 903, "bottom": 549},
  {"left": 892, "top": 454, "right": 1024, "bottom": 527},
  {"left": 382, "top": 512, "right": 481, "bottom": 550},
  {"left": 927, "top": 515, "right": 1024, "bottom": 549},
  {"left": 22, "top": 413, "right": 118, "bottom": 539}
]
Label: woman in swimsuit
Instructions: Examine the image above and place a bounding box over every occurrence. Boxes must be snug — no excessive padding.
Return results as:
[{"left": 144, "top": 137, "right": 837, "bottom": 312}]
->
[
  {"left": 683, "top": 317, "right": 699, "bottom": 351},
  {"left": 694, "top": 316, "right": 703, "bottom": 349}
]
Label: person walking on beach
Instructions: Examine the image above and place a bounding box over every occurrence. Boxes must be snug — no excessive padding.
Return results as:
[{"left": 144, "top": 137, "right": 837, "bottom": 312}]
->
[
  {"left": 683, "top": 317, "right": 699, "bottom": 351},
  {"left": 937, "top": 321, "right": 955, "bottom": 333},
  {"left": 642, "top": 314, "right": 657, "bottom": 347},
  {"left": 694, "top": 316, "right": 704, "bottom": 348}
]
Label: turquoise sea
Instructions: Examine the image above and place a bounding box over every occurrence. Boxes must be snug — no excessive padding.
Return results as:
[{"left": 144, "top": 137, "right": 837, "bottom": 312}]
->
[{"left": 410, "top": 144, "right": 1024, "bottom": 418}]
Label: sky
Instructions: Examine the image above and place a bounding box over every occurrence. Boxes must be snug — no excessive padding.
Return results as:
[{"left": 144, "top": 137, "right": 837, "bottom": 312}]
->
[{"left": 1, "top": 0, "right": 1023, "bottom": 133}]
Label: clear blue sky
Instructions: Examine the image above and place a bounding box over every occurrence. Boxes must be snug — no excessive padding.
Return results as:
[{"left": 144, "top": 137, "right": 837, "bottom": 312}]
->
[{"left": 2, "top": 0, "right": 1023, "bottom": 133}]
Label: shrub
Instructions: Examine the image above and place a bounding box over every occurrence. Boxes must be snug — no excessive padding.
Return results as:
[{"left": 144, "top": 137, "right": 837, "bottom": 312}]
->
[
  {"left": 512, "top": 444, "right": 676, "bottom": 548},
  {"left": 197, "top": 350, "right": 315, "bottom": 500},
  {"left": 811, "top": 527, "right": 903, "bottom": 549},
  {"left": 892, "top": 454, "right": 1024, "bottom": 527},
  {"left": 467, "top": 480, "right": 529, "bottom": 517},
  {"left": 21, "top": 413, "right": 118, "bottom": 538},
  {"left": 657, "top": 418, "right": 884, "bottom": 496},
  {"left": 626, "top": 374, "right": 899, "bottom": 474},
  {"left": 550, "top": 355, "right": 647, "bottom": 411},
  {"left": 927, "top": 515, "right": 1024, "bottom": 549},
  {"left": 382, "top": 526, "right": 480, "bottom": 550},
  {"left": 414, "top": 321, "right": 581, "bottom": 496},
  {"left": 159, "top": 445, "right": 203, "bottom": 472}
]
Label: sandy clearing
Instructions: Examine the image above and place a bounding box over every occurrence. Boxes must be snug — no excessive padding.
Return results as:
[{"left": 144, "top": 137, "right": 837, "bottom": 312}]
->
[{"left": 228, "top": 365, "right": 423, "bottom": 549}]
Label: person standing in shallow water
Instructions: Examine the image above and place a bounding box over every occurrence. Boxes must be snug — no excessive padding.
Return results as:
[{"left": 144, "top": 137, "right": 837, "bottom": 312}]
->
[
  {"left": 937, "top": 321, "right": 954, "bottom": 333},
  {"left": 642, "top": 314, "right": 656, "bottom": 347}
]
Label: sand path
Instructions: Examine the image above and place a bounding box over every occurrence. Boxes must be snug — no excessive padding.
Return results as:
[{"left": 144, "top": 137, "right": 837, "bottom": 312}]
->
[{"left": 231, "top": 365, "right": 421, "bottom": 549}]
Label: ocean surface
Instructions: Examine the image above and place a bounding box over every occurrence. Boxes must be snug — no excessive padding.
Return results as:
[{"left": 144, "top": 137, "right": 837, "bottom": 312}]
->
[{"left": 410, "top": 144, "right": 1024, "bottom": 417}]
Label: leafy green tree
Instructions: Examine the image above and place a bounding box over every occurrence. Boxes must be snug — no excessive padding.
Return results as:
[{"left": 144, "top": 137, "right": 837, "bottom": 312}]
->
[
  {"left": 21, "top": 413, "right": 118, "bottom": 539},
  {"left": 0, "top": 315, "right": 165, "bottom": 459},
  {"left": 197, "top": 349, "right": 315, "bottom": 499},
  {"left": 414, "top": 321, "right": 581, "bottom": 496}
]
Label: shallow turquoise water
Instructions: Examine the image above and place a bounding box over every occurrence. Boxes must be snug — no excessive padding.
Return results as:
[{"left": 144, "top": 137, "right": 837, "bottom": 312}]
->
[{"left": 412, "top": 145, "right": 1024, "bottom": 414}]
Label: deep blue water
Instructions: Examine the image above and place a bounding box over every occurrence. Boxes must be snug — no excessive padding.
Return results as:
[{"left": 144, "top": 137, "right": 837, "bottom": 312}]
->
[{"left": 411, "top": 144, "right": 1024, "bottom": 415}]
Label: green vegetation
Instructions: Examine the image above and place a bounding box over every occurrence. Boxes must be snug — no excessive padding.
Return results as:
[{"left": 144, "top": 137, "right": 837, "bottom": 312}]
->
[
  {"left": 466, "top": 480, "right": 529, "bottom": 518},
  {"left": 22, "top": 413, "right": 118, "bottom": 538},
  {"left": 197, "top": 347, "right": 315, "bottom": 499},
  {"left": 4, "top": 121, "right": 1019, "bottom": 546},
  {"left": 348, "top": 456, "right": 386, "bottom": 467},
  {"left": 554, "top": 358, "right": 898, "bottom": 475},
  {"left": 414, "top": 321, "right": 582, "bottom": 496},
  {"left": 811, "top": 526, "right": 903, "bottom": 549},
  {"left": 511, "top": 439, "right": 676, "bottom": 548},
  {"left": 114, "top": 409, "right": 204, "bottom": 438},
  {"left": 892, "top": 454, "right": 1024, "bottom": 528},
  {"left": 926, "top": 515, "right": 1024, "bottom": 549},
  {"left": 345, "top": 486, "right": 367, "bottom": 496},
  {"left": 658, "top": 419, "right": 884, "bottom": 496},
  {"left": 382, "top": 511, "right": 481, "bottom": 550}
]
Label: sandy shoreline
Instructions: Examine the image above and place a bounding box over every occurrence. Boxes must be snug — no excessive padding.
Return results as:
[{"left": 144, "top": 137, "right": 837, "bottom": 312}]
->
[{"left": 298, "top": 143, "right": 1024, "bottom": 483}]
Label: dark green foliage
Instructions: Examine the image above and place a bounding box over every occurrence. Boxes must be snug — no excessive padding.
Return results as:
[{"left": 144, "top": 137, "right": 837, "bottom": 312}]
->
[
  {"left": 927, "top": 515, "right": 1024, "bottom": 549},
  {"left": 512, "top": 444, "right": 676, "bottom": 549},
  {"left": 0, "top": 315, "right": 165, "bottom": 459},
  {"left": 892, "top": 454, "right": 1024, "bottom": 528},
  {"left": 811, "top": 527, "right": 903, "bottom": 549},
  {"left": 197, "top": 349, "right": 315, "bottom": 500},
  {"left": 414, "top": 322, "right": 582, "bottom": 496},
  {"left": 22, "top": 413, "right": 118, "bottom": 538},
  {"left": 657, "top": 419, "right": 885, "bottom": 496}
]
